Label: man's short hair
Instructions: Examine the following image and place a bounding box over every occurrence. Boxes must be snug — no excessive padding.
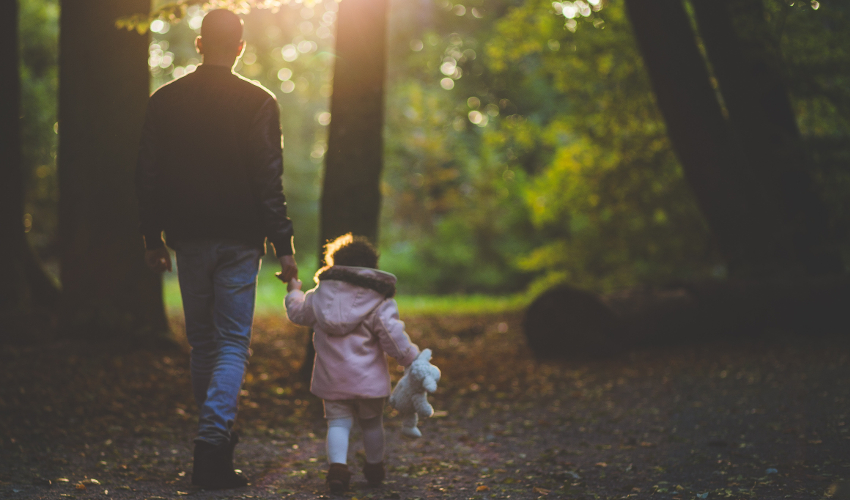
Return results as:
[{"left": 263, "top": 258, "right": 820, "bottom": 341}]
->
[
  {"left": 201, "top": 9, "right": 243, "bottom": 50},
  {"left": 324, "top": 233, "right": 380, "bottom": 269}
]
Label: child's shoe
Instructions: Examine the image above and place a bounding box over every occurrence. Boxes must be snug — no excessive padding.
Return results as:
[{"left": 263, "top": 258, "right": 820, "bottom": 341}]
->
[
  {"left": 327, "top": 463, "right": 351, "bottom": 493},
  {"left": 363, "top": 461, "right": 385, "bottom": 486}
]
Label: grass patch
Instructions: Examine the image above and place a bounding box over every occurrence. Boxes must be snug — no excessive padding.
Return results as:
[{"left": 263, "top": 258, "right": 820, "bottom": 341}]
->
[{"left": 164, "top": 259, "right": 528, "bottom": 317}]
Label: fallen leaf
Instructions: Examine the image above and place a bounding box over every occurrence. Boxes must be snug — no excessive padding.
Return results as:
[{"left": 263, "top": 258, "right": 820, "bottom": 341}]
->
[
  {"left": 595, "top": 462, "right": 608, "bottom": 467},
  {"left": 640, "top": 441, "right": 655, "bottom": 447},
  {"left": 75, "top": 483, "right": 86, "bottom": 491},
  {"left": 476, "top": 485, "right": 490, "bottom": 492},
  {"left": 533, "top": 486, "right": 551, "bottom": 494}
]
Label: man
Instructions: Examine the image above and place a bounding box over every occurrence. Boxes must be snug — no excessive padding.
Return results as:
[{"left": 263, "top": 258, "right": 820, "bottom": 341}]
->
[{"left": 135, "top": 9, "right": 297, "bottom": 490}]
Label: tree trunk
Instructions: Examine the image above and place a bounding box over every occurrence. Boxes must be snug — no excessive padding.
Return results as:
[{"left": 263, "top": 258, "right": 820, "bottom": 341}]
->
[
  {"left": 624, "top": 0, "right": 776, "bottom": 277},
  {"left": 303, "top": 0, "right": 390, "bottom": 378},
  {"left": 319, "top": 0, "right": 389, "bottom": 256},
  {"left": 58, "top": 0, "right": 170, "bottom": 342},
  {"left": 690, "top": 0, "right": 842, "bottom": 275},
  {"left": 0, "top": 0, "right": 60, "bottom": 340}
]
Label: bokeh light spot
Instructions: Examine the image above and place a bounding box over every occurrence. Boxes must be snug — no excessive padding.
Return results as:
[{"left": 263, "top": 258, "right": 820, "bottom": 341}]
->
[
  {"left": 281, "top": 45, "right": 298, "bottom": 62},
  {"left": 277, "top": 68, "right": 293, "bottom": 81}
]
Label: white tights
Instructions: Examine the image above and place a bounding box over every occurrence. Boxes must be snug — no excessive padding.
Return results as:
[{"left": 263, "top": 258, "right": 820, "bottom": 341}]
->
[{"left": 326, "top": 415, "right": 385, "bottom": 465}]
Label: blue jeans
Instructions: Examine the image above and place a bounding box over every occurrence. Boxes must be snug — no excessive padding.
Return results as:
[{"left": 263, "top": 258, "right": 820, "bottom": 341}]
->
[{"left": 174, "top": 239, "right": 262, "bottom": 446}]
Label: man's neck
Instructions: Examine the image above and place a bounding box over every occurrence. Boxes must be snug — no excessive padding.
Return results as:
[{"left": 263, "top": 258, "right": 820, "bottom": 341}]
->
[{"left": 201, "top": 56, "right": 236, "bottom": 69}]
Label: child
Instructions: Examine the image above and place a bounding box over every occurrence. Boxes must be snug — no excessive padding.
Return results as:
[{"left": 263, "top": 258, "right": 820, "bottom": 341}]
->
[{"left": 284, "top": 233, "right": 420, "bottom": 493}]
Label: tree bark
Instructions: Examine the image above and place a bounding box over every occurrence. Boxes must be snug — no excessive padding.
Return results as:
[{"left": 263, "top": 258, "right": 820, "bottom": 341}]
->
[
  {"left": 58, "top": 0, "right": 170, "bottom": 342},
  {"left": 303, "top": 0, "right": 390, "bottom": 378},
  {"left": 624, "top": 0, "right": 775, "bottom": 277},
  {"left": 319, "top": 0, "right": 389, "bottom": 257},
  {"left": 0, "top": 0, "right": 60, "bottom": 339},
  {"left": 690, "top": 0, "right": 842, "bottom": 275}
]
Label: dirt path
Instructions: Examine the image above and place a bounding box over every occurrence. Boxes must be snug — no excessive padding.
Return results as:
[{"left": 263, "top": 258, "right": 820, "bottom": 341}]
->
[{"left": 1, "top": 313, "right": 849, "bottom": 499}]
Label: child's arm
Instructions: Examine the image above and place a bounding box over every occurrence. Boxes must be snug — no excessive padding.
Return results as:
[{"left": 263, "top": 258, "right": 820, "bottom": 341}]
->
[
  {"left": 284, "top": 280, "right": 317, "bottom": 327},
  {"left": 368, "top": 299, "right": 420, "bottom": 367}
]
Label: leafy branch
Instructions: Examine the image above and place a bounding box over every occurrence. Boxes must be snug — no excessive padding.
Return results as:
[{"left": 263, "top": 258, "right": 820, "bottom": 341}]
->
[{"left": 116, "top": 0, "right": 321, "bottom": 34}]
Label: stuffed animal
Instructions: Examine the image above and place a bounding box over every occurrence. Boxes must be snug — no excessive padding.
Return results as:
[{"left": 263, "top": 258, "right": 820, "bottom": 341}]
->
[{"left": 389, "top": 348, "right": 441, "bottom": 438}]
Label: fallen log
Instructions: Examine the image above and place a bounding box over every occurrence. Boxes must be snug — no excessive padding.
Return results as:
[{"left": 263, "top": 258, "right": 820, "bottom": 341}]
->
[{"left": 522, "top": 276, "right": 850, "bottom": 359}]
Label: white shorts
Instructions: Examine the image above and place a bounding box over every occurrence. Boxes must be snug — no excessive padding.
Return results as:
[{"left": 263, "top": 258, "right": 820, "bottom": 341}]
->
[{"left": 323, "top": 398, "right": 385, "bottom": 420}]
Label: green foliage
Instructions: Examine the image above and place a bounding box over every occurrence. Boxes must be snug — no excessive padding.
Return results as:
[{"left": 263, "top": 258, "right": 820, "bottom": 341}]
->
[
  {"left": 764, "top": 0, "right": 850, "bottom": 264},
  {"left": 19, "top": 0, "right": 59, "bottom": 260},
  {"left": 474, "top": 0, "right": 719, "bottom": 292},
  {"left": 117, "top": 0, "right": 317, "bottom": 33},
  {"left": 381, "top": 9, "right": 543, "bottom": 294},
  {"left": 381, "top": 0, "right": 760, "bottom": 295}
]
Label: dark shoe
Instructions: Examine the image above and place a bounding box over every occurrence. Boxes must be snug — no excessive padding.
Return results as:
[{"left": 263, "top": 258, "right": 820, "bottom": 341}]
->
[
  {"left": 326, "top": 463, "right": 351, "bottom": 494},
  {"left": 192, "top": 440, "right": 249, "bottom": 490},
  {"left": 363, "top": 461, "right": 385, "bottom": 486},
  {"left": 227, "top": 431, "right": 239, "bottom": 468}
]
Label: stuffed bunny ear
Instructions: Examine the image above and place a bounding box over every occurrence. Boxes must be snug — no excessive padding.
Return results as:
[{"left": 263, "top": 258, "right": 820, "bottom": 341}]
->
[{"left": 419, "top": 348, "right": 432, "bottom": 363}]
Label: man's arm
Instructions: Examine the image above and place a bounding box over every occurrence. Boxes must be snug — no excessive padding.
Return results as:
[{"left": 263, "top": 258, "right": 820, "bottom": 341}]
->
[
  {"left": 248, "top": 97, "right": 297, "bottom": 279},
  {"left": 136, "top": 98, "right": 172, "bottom": 272}
]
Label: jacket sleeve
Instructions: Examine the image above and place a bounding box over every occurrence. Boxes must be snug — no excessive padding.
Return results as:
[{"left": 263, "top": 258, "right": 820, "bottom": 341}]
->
[
  {"left": 135, "top": 97, "right": 165, "bottom": 250},
  {"left": 285, "top": 289, "right": 317, "bottom": 327},
  {"left": 248, "top": 97, "right": 295, "bottom": 257},
  {"left": 369, "top": 299, "right": 420, "bottom": 367}
]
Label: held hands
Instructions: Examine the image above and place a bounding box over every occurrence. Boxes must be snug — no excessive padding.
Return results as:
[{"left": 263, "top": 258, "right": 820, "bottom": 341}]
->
[
  {"left": 144, "top": 247, "right": 172, "bottom": 273},
  {"left": 287, "top": 278, "right": 302, "bottom": 292},
  {"left": 278, "top": 254, "right": 298, "bottom": 282},
  {"left": 275, "top": 254, "right": 299, "bottom": 290}
]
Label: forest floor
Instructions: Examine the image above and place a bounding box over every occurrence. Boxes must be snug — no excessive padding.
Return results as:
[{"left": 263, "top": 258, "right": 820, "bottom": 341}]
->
[{"left": 1, "top": 311, "right": 849, "bottom": 500}]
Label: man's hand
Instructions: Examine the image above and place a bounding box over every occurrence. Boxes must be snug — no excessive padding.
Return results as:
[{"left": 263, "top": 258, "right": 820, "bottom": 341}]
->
[
  {"left": 144, "top": 247, "right": 172, "bottom": 273},
  {"left": 278, "top": 254, "right": 298, "bottom": 282}
]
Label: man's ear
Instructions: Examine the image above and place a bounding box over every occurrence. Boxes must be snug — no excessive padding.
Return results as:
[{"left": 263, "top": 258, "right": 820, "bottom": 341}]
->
[
  {"left": 195, "top": 36, "right": 203, "bottom": 54},
  {"left": 236, "top": 40, "right": 246, "bottom": 59}
]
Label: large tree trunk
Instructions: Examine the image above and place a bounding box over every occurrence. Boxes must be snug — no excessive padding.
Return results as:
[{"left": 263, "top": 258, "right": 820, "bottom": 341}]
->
[
  {"left": 690, "top": 0, "right": 842, "bottom": 275},
  {"left": 624, "top": 0, "right": 776, "bottom": 277},
  {"left": 319, "top": 0, "right": 389, "bottom": 255},
  {"left": 302, "top": 0, "right": 390, "bottom": 379},
  {"left": 58, "top": 0, "right": 170, "bottom": 343},
  {"left": 626, "top": 0, "right": 843, "bottom": 278},
  {"left": 0, "top": 0, "right": 60, "bottom": 340}
]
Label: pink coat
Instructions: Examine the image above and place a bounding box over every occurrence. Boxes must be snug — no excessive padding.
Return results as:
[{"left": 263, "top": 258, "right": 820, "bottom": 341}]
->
[{"left": 284, "top": 266, "right": 420, "bottom": 401}]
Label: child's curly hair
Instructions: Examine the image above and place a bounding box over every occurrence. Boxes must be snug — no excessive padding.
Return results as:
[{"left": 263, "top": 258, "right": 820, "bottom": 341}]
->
[{"left": 323, "top": 233, "right": 379, "bottom": 269}]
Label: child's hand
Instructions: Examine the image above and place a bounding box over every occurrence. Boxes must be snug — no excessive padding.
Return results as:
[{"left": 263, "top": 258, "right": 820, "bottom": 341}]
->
[{"left": 287, "top": 278, "right": 302, "bottom": 292}]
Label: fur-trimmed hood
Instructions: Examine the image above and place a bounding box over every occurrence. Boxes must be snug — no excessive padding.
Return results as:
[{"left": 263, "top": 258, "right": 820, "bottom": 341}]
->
[
  {"left": 315, "top": 266, "right": 396, "bottom": 298},
  {"left": 310, "top": 266, "right": 398, "bottom": 336}
]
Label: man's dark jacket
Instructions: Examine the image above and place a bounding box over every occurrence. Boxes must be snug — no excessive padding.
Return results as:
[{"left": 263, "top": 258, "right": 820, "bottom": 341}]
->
[{"left": 136, "top": 64, "right": 294, "bottom": 256}]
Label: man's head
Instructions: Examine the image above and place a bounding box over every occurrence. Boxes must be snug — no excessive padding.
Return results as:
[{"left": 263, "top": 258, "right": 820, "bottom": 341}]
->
[
  {"left": 196, "top": 9, "right": 245, "bottom": 67},
  {"left": 324, "top": 233, "right": 380, "bottom": 269}
]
